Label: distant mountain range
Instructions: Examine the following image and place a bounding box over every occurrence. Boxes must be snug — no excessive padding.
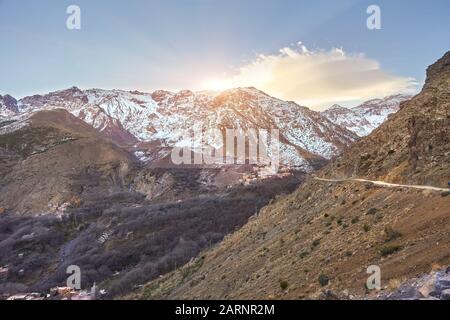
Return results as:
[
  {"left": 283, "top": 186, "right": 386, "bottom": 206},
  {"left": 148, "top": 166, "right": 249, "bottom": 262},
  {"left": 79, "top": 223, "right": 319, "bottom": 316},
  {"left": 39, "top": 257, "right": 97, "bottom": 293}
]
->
[
  {"left": 1, "top": 88, "right": 409, "bottom": 171},
  {"left": 321, "top": 94, "right": 411, "bottom": 137}
]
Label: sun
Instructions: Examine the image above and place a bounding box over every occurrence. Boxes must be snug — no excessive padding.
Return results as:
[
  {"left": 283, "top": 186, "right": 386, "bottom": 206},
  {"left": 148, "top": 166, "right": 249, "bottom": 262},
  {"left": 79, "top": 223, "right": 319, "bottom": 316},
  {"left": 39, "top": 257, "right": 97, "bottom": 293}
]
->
[{"left": 201, "top": 78, "right": 234, "bottom": 91}]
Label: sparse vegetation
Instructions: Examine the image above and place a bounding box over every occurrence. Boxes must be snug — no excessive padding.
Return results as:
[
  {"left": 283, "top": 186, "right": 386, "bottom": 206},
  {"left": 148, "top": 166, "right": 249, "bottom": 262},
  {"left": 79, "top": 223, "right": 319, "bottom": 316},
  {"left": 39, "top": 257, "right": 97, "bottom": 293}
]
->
[
  {"left": 384, "top": 226, "right": 402, "bottom": 242},
  {"left": 367, "top": 208, "right": 378, "bottom": 215},
  {"left": 318, "top": 274, "right": 330, "bottom": 286},
  {"left": 279, "top": 280, "right": 289, "bottom": 290},
  {"left": 380, "top": 245, "right": 403, "bottom": 257},
  {"left": 299, "top": 251, "right": 309, "bottom": 259},
  {"left": 363, "top": 224, "right": 371, "bottom": 232}
]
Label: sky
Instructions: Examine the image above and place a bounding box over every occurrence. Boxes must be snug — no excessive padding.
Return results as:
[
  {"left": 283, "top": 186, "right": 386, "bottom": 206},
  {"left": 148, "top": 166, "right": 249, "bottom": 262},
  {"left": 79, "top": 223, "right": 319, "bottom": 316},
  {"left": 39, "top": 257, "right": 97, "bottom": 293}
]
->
[{"left": 0, "top": 0, "right": 449, "bottom": 109}]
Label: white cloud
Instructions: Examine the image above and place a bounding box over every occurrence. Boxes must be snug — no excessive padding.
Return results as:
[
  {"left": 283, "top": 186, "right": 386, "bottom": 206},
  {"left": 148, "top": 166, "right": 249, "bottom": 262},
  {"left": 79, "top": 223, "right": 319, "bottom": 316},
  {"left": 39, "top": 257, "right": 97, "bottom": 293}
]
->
[{"left": 200, "top": 44, "right": 418, "bottom": 110}]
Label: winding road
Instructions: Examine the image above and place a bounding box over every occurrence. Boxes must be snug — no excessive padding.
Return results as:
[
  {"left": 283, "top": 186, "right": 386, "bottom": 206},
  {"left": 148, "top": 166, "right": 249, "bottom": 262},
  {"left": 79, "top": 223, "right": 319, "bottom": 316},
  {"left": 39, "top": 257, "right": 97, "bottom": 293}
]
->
[{"left": 313, "top": 177, "right": 449, "bottom": 192}]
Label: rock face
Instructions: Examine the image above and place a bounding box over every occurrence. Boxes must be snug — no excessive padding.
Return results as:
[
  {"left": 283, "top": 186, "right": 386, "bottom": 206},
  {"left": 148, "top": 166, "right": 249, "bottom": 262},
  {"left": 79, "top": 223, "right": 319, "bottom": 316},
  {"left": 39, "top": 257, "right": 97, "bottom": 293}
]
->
[
  {"left": 127, "top": 52, "right": 450, "bottom": 300},
  {"left": 2, "top": 87, "right": 363, "bottom": 171}
]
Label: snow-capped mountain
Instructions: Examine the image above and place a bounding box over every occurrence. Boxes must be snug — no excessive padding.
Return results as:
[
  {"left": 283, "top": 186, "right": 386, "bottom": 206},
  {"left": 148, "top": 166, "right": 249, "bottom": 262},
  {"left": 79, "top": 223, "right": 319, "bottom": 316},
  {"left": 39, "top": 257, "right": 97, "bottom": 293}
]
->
[
  {"left": 0, "top": 94, "right": 19, "bottom": 119},
  {"left": 322, "top": 94, "right": 412, "bottom": 137},
  {"left": 1, "top": 86, "right": 390, "bottom": 171},
  {"left": 352, "top": 94, "right": 412, "bottom": 128},
  {"left": 321, "top": 104, "right": 374, "bottom": 137}
]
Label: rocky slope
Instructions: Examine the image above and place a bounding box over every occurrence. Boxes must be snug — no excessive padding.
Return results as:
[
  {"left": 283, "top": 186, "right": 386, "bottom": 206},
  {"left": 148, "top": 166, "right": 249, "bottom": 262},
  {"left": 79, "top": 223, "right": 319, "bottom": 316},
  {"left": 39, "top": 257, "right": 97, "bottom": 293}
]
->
[
  {"left": 128, "top": 52, "right": 450, "bottom": 300},
  {"left": 0, "top": 109, "right": 138, "bottom": 215}
]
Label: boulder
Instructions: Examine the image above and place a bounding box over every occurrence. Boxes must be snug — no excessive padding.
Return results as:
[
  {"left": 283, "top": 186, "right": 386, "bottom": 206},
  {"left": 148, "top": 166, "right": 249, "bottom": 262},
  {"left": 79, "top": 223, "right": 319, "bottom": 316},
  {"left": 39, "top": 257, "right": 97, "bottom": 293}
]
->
[
  {"left": 418, "top": 278, "right": 436, "bottom": 298},
  {"left": 441, "top": 289, "right": 450, "bottom": 300}
]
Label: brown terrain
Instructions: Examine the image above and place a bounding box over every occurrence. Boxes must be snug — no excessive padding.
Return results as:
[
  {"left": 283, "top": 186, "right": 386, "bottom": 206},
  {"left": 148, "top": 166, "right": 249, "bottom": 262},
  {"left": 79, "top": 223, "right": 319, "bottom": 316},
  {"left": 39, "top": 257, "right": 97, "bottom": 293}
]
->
[
  {"left": 0, "top": 109, "right": 137, "bottom": 215},
  {"left": 0, "top": 110, "right": 306, "bottom": 297},
  {"left": 127, "top": 52, "right": 450, "bottom": 300}
]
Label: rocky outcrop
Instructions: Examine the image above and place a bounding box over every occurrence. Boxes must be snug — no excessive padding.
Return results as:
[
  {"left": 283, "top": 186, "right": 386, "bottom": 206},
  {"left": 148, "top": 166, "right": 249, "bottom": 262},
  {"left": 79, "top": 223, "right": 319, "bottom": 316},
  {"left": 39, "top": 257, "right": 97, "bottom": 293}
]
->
[{"left": 380, "top": 267, "right": 450, "bottom": 300}]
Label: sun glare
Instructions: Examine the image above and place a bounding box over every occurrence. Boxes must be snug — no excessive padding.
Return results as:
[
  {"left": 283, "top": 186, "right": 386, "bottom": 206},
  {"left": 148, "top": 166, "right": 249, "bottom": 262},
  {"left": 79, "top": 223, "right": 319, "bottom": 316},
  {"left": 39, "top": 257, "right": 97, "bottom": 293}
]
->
[{"left": 201, "top": 78, "right": 234, "bottom": 91}]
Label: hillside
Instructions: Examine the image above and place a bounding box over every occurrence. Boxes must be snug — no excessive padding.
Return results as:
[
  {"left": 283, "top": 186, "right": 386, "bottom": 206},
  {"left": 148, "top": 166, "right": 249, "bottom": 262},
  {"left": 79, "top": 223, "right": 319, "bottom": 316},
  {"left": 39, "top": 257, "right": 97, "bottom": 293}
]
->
[
  {"left": 0, "top": 109, "right": 137, "bottom": 215},
  {"left": 128, "top": 52, "right": 450, "bottom": 300},
  {"left": 0, "top": 110, "right": 307, "bottom": 298}
]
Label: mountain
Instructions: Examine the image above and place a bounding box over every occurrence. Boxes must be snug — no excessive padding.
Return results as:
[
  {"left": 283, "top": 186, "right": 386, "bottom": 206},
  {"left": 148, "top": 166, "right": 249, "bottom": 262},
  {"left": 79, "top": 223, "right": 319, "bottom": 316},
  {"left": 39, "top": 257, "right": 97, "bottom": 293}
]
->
[
  {"left": 352, "top": 94, "right": 412, "bottom": 128},
  {"left": 0, "top": 67, "right": 433, "bottom": 299},
  {"left": 0, "top": 95, "right": 19, "bottom": 119},
  {"left": 322, "top": 104, "right": 374, "bottom": 137},
  {"left": 0, "top": 109, "right": 138, "bottom": 215},
  {"left": 3, "top": 87, "right": 362, "bottom": 171},
  {"left": 128, "top": 52, "right": 450, "bottom": 300},
  {"left": 0, "top": 110, "right": 307, "bottom": 297},
  {"left": 322, "top": 95, "right": 412, "bottom": 137}
]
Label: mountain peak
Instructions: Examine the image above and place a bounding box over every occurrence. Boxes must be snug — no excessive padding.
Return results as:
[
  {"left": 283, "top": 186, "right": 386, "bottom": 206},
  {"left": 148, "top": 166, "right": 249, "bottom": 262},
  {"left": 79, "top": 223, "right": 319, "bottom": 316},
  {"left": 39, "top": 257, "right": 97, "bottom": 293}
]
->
[
  {"left": 329, "top": 104, "right": 345, "bottom": 110},
  {"left": 0, "top": 94, "right": 19, "bottom": 116},
  {"left": 424, "top": 51, "right": 450, "bottom": 90}
]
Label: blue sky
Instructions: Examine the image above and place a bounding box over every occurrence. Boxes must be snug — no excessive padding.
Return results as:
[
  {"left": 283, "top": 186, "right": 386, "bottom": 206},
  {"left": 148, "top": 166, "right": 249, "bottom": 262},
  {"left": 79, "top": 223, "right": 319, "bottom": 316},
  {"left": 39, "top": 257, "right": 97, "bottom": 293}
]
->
[{"left": 0, "top": 0, "right": 448, "bottom": 108}]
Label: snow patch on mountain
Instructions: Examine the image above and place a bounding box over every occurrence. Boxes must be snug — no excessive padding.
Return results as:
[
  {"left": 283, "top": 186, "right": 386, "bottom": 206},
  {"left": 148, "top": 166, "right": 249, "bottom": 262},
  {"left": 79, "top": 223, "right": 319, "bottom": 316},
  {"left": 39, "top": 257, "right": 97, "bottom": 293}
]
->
[
  {"left": 2, "top": 86, "right": 394, "bottom": 171},
  {"left": 322, "top": 95, "right": 412, "bottom": 137}
]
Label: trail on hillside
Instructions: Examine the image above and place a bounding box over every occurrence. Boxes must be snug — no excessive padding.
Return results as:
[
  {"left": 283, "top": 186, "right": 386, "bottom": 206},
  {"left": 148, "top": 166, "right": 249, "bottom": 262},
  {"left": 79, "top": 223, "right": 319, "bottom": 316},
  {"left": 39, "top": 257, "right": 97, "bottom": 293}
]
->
[{"left": 313, "top": 177, "right": 449, "bottom": 192}]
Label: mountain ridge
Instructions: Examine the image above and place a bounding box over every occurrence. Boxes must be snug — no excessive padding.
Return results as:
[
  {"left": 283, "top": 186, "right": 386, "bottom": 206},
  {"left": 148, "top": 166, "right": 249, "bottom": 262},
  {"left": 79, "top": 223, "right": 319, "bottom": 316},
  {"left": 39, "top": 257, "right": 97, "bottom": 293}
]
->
[{"left": 1, "top": 87, "right": 407, "bottom": 172}]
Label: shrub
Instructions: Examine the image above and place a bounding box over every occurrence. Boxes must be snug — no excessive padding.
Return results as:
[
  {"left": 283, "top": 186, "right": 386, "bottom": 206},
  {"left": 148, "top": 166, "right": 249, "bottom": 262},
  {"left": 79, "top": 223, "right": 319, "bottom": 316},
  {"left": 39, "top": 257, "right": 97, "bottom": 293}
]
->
[
  {"left": 380, "top": 245, "right": 403, "bottom": 257},
  {"left": 367, "top": 208, "right": 378, "bottom": 215},
  {"left": 299, "top": 251, "right": 309, "bottom": 259},
  {"left": 351, "top": 217, "right": 359, "bottom": 224},
  {"left": 363, "top": 224, "right": 371, "bottom": 232},
  {"left": 279, "top": 280, "right": 289, "bottom": 290},
  {"left": 318, "top": 274, "right": 330, "bottom": 286},
  {"left": 312, "top": 239, "right": 321, "bottom": 247},
  {"left": 384, "top": 227, "right": 402, "bottom": 242}
]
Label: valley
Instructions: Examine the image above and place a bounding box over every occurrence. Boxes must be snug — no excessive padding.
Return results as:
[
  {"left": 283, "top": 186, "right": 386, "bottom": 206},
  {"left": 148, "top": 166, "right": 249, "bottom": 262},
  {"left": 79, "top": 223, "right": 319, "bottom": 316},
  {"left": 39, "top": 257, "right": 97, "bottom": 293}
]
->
[{"left": 0, "top": 51, "right": 448, "bottom": 301}]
